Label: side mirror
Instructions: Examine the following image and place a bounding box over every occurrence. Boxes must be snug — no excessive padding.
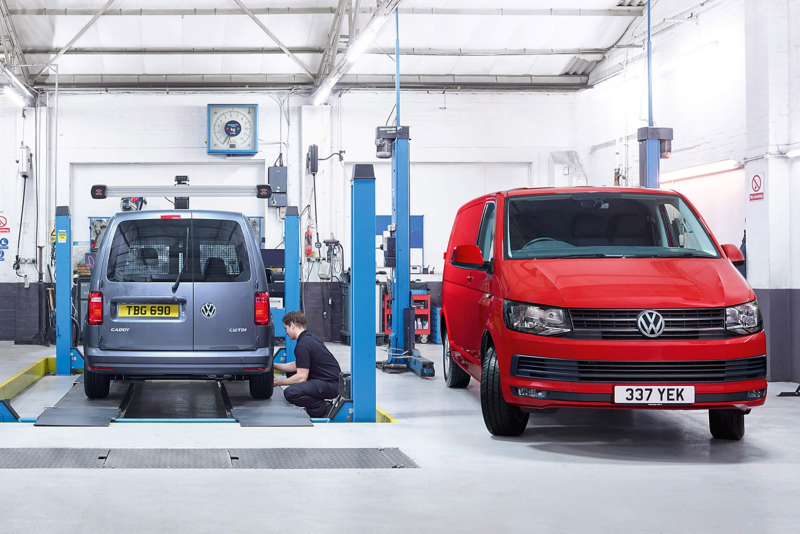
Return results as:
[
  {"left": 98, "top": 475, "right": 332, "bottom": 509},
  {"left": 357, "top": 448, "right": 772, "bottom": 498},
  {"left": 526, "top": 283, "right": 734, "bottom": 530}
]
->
[
  {"left": 721, "top": 244, "right": 745, "bottom": 267},
  {"left": 452, "top": 244, "right": 487, "bottom": 270},
  {"left": 265, "top": 268, "right": 275, "bottom": 284}
]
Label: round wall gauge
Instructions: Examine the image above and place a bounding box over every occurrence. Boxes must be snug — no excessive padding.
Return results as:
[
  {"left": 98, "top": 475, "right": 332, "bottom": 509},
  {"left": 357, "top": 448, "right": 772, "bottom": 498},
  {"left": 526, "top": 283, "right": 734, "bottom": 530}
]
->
[{"left": 207, "top": 104, "right": 259, "bottom": 155}]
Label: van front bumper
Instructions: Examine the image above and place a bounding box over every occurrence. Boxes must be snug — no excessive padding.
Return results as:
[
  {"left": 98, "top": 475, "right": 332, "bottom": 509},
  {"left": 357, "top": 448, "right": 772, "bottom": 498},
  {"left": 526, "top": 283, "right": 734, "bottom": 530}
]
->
[
  {"left": 495, "top": 329, "right": 768, "bottom": 412},
  {"left": 83, "top": 346, "right": 273, "bottom": 377}
]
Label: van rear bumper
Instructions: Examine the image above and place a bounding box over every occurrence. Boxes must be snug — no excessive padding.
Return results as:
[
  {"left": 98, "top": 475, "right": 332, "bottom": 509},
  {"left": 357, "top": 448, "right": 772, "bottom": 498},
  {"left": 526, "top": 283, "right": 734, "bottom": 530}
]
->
[{"left": 83, "top": 346, "right": 273, "bottom": 376}]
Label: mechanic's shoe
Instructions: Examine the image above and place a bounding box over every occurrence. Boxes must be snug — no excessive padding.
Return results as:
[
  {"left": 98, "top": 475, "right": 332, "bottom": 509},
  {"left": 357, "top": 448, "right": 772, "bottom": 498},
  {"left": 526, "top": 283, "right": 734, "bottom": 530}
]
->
[{"left": 306, "top": 401, "right": 334, "bottom": 418}]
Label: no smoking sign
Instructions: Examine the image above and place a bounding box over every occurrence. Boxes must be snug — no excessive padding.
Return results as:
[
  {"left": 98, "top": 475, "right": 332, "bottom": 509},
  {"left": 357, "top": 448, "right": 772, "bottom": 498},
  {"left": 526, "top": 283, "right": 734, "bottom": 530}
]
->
[
  {"left": 0, "top": 215, "right": 9, "bottom": 234},
  {"left": 750, "top": 174, "right": 764, "bottom": 201}
]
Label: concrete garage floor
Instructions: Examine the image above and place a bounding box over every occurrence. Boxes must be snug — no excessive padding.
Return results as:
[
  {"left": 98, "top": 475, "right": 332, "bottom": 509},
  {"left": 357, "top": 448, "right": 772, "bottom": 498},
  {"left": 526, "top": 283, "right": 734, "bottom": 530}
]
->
[{"left": 1, "top": 342, "right": 800, "bottom": 533}]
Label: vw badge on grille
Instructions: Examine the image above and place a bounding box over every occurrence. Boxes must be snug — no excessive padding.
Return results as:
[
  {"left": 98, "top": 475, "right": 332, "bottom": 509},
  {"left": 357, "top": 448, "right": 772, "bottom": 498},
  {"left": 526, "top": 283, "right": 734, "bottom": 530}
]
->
[
  {"left": 201, "top": 303, "right": 216, "bottom": 319},
  {"left": 637, "top": 310, "right": 665, "bottom": 338}
]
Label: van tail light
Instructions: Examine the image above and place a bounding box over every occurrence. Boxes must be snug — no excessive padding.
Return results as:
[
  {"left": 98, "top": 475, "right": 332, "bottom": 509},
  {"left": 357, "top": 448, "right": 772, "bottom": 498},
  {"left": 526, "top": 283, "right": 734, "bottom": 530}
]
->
[
  {"left": 255, "top": 292, "right": 270, "bottom": 325},
  {"left": 88, "top": 292, "right": 103, "bottom": 325}
]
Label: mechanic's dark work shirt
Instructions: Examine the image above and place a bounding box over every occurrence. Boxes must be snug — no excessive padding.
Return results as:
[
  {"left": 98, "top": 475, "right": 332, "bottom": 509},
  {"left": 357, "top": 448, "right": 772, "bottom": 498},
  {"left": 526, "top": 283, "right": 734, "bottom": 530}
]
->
[{"left": 295, "top": 331, "right": 341, "bottom": 382}]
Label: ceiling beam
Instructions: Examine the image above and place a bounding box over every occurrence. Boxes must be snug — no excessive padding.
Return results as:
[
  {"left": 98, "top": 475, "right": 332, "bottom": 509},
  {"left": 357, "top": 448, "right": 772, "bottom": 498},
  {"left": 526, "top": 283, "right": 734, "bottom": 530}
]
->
[
  {"left": 317, "top": 0, "right": 349, "bottom": 81},
  {"left": 22, "top": 47, "right": 621, "bottom": 56},
  {"left": 9, "top": 7, "right": 645, "bottom": 17},
  {"left": 230, "top": 0, "right": 315, "bottom": 81},
  {"left": 0, "top": 0, "right": 30, "bottom": 84},
  {"left": 29, "top": 73, "right": 590, "bottom": 91},
  {"left": 32, "top": 0, "right": 118, "bottom": 82}
]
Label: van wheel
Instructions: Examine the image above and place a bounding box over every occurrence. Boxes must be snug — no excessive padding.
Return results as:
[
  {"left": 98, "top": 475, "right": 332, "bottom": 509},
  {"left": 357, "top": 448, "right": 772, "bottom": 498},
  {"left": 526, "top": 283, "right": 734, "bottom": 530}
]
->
[
  {"left": 709, "top": 409, "right": 745, "bottom": 440},
  {"left": 443, "top": 331, "right": 470, "bottom": 388},
  {"left": 83, "top": 369, "right": 110, "bottom": 399},
  {"left": 481, "top": 346, "right": 529, "bottom": 436},
  {"left": 249, "top": 371, "right": 275, "bottom": 399}
]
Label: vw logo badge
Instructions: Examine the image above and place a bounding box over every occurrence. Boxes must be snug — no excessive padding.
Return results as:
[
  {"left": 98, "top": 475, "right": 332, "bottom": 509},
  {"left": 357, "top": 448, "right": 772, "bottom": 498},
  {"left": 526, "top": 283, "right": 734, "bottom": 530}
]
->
[
  {"left": 201, "top": 303, "right": 216, "bottom": 319},
  {"left": 637, "top": 310, "right": 665, "bottom": 338}
]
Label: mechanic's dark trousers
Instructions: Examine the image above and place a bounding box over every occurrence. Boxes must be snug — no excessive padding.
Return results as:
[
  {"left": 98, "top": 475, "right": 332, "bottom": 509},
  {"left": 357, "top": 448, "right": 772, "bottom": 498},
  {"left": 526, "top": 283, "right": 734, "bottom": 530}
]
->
[{"left": 284, "top": 379, "right": 338, "bottom": 418}]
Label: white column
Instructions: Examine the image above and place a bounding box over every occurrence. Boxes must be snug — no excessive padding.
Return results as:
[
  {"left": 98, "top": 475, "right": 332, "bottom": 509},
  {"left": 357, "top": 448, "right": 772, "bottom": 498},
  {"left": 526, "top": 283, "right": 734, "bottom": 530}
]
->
[{"left": 744, "top": 0, "right": 793, "bottom": 380}]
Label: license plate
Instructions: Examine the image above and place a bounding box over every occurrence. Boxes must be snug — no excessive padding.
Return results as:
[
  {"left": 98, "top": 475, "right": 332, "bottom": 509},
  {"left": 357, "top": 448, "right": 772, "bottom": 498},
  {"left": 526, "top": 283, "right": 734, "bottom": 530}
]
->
[
  {"left": 118, "top": 304, "right": 179, "bottom": 318},
  {"left": 613, "top": 385, "right": 695, "bottom": 405}
]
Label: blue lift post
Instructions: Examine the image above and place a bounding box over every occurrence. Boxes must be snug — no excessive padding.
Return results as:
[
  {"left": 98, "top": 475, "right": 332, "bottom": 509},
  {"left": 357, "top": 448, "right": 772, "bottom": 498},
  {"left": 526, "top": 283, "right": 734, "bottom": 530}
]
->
[
  {"left": 638, "top": 0, "right": 673, "bottom": 188},
  {"left": 55, "top": 206, "right": 82, "bottom": 375},
  {"left": 349, "top": 165, "right": 377, "bottom": 422},
  {"left": 379, "top": 7, "right": 434, "bottom": 377},
  {"left": 282, "top": 206, "right": 300, "bottom": 363}
]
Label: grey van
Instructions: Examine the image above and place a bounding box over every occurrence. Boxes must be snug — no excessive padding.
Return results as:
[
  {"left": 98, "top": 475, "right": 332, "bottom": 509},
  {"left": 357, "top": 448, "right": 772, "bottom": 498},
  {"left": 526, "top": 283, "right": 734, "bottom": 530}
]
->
[{"left": 82, "top": 210, "right": 275, "bottom": 400}]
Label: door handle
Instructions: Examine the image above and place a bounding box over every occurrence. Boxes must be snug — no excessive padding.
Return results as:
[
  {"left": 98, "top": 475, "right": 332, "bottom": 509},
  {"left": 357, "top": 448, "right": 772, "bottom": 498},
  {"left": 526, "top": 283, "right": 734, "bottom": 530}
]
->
[{"left": 466, "top": 274, "right": 473, "bottom": 283}]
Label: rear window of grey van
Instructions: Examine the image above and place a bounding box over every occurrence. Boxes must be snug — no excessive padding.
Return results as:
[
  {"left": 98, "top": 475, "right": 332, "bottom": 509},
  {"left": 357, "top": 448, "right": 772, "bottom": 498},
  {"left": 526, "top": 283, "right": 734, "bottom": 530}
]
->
[{"left": 106, "top": 219, "right": 251, "bottom": 283}]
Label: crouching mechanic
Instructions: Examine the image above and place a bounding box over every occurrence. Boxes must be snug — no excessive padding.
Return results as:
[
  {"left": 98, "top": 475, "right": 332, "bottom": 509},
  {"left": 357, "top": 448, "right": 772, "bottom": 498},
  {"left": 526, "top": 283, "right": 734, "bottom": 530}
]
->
[{"left": 274, "top": 311, "right": 341, "bottom": 418}]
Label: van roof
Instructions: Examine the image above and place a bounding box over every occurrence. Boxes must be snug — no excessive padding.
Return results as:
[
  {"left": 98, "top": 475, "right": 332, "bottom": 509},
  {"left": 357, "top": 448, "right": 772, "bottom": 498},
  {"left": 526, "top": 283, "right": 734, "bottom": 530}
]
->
[
  {"left": 459, "top": 186, "right": 681, "bottom": 209},
  {"left": 502, "top": 186, "right": 680, "bottom": 197},
  {"left": 109, "top": 209, "right": 248, "bottom": 222}
]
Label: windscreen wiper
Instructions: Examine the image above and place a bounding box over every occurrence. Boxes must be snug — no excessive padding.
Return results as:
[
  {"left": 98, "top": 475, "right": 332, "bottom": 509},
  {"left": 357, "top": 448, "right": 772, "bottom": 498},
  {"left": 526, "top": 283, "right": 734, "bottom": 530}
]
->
[
  {"left": 172, "top": 228, "right": 190, "bottom": 293},
  {"left": 651, "top": 252, "right": 713, "bottom": 258},
  {"left": 550, "top": 253, "right": 611, "bottom": 259}
]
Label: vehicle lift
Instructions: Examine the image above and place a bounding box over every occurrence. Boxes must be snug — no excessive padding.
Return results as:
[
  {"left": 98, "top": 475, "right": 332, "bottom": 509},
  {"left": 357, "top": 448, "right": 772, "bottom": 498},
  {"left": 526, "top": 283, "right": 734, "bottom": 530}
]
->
[
  {"left": 45, "top": 173, "right": 379, "bottom": 423},
  {"left": 374, "top": 9, "right": 434, "bottom": 378}
]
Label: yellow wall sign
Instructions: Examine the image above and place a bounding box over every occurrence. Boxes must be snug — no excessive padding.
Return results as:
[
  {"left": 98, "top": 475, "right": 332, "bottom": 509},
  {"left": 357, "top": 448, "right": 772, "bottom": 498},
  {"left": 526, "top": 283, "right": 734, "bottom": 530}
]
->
[{"left": 57, "top": 232, "right": 67, "bottom": 244}]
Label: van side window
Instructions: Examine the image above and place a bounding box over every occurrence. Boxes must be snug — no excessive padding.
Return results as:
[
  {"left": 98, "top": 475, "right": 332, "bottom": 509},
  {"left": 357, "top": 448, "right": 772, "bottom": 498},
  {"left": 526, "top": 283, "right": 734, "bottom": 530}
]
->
[{"left": 476, "top": 202, "right": 496, "bottom": 262}]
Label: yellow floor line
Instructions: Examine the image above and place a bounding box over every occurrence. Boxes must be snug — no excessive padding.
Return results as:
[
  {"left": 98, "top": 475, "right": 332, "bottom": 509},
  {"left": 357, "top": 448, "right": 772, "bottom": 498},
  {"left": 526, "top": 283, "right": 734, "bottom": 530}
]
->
[
  {"left": 0, "top": 357, "right": 55, "bottom": 400},
  {"left": 376, "top": 406, "right": 399, "bottom": 423}
]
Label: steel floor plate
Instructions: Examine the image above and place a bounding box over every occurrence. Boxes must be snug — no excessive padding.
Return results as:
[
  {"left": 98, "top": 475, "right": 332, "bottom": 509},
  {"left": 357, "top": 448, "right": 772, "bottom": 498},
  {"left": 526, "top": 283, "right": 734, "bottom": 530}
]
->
[
  {"left": 228, "top": 448, "right": 419, "bottom": 469},
  {"left": 0, "top": 448, "right": 109, "bottom": 469},
  {"left": 103, "top": 448, "right": 232, "bottom": 469},
  {"left": 0, "top": 448, "right": 418, "bottom": 469}
]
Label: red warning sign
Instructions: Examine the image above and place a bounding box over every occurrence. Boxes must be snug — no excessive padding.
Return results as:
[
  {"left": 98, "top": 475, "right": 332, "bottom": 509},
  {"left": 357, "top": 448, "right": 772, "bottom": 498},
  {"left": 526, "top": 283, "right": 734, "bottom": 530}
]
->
[
  {"left": 0, "top": 215, "right": 9, "bottom": 233},
  {"left": 750, "top": 174, "right": 764, "bottom": 201}
]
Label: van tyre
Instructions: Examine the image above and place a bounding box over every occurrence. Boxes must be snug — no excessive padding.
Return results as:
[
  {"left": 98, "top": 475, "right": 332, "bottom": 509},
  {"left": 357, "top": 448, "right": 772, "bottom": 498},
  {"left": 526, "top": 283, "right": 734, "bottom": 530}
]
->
[
  {"left": 249, "top": 371, "right": 275, "bottom": 399},
  {"left": 443, "top": 331, "right": 470, "bottom": 388},
  {"left": 709, "top": 409, "right": 745, "bottom": 440},
  {"left": 83, "top": 369, "right": 110, "bottom": 399},
  {"left": 481, "top": 346, "right": 529, "bottom": 436}
]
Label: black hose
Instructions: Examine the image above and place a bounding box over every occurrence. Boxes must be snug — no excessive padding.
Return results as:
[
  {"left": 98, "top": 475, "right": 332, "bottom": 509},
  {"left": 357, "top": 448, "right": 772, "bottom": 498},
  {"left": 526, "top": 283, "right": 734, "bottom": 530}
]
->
[{"left": 13, "top": 177, "right": 27, "bottom": 273}]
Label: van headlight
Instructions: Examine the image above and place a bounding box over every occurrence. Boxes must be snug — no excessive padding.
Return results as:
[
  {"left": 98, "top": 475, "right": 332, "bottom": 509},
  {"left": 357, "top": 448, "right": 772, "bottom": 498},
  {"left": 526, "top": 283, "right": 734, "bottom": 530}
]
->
[
  {"left": 725, "top": 301, "right": 762, "bottom": 335},
  {"left": 504, "top": 300, "right": 572, "bottom": 336}
]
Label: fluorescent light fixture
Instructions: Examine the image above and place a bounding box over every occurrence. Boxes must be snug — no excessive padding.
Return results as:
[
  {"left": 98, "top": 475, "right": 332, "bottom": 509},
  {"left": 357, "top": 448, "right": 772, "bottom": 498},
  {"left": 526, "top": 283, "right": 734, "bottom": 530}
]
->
[
  {"left": 313, "top": 82, "right": 333, "bottom": 106},
  {"left": 661, "top": 159, "right": 743, "bottom": 183},
  {"left": 347, "top": 35, "right": 373, "bottom": 65},
  {"left": 0, "top": 63, "right": 35, "bottom": 102},
  {"left": 3, "top": 86, "right": 26, "bottom": 107},
  {"left": 313, "top": 0, "right": 401, "bottom": 105},
  {"left": 785, "top": 148, "right": 800, "bottom": 159}
]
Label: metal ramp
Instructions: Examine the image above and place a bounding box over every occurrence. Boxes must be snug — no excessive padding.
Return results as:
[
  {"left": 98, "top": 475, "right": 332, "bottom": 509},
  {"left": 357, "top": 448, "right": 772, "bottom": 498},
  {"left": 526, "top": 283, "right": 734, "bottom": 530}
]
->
[{"left": 34, "top": 377, "right": 312, "bottom": 427}]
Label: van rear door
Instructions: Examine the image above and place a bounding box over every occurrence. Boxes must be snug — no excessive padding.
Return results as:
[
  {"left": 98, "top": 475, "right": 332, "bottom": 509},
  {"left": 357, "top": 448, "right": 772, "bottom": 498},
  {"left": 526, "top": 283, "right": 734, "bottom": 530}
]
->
[
  {"left": 100, "top": 215, "right": 194, "bottom": 351},
  {"left": 191, "top": 214, "right": 258, "bottom": 351}
]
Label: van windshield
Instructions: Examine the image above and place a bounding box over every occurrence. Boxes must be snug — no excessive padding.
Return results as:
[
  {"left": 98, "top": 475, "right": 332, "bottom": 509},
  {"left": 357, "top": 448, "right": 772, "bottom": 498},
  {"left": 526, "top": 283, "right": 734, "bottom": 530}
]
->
[
  {"left": 106, "top": 218, "right": 252, "bottom": 282},
  {"left": 505, "top": 193, "right": 721, "bottom": 260}
]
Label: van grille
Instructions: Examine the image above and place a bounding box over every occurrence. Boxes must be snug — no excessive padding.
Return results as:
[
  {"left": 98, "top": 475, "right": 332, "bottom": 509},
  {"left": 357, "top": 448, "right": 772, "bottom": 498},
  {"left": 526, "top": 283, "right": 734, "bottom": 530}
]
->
[
  {"left": 512, "top": 355, "right": 767, "bottom": 383},
  {"left": 568, "top": 308, "right": 730, "bottom": 340}
]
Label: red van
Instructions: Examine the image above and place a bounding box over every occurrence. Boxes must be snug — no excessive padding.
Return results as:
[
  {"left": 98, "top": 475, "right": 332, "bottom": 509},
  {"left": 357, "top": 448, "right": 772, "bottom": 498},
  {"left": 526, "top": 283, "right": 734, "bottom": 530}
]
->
[{"left": 440, "top": 187, "right": 766, "bottom": 440}]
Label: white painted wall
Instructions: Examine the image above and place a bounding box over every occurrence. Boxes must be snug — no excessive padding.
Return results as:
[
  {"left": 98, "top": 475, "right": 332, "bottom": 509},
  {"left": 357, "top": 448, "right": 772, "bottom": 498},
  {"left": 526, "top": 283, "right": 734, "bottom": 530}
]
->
[
  {"left": 0, "top": 98, "right": 44, "bottom": 284},
  {"left": 50, "top": 92, "right": 300, "bottom": 274},
  {"left": 312, "top": 91, "right": 577, "bottom": 278},
  {"left": 662, "top": 169, "right": 746, "bottom": 247},
  {"left": 577, "top": 0, "right": 748, "bottom": 185}
]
